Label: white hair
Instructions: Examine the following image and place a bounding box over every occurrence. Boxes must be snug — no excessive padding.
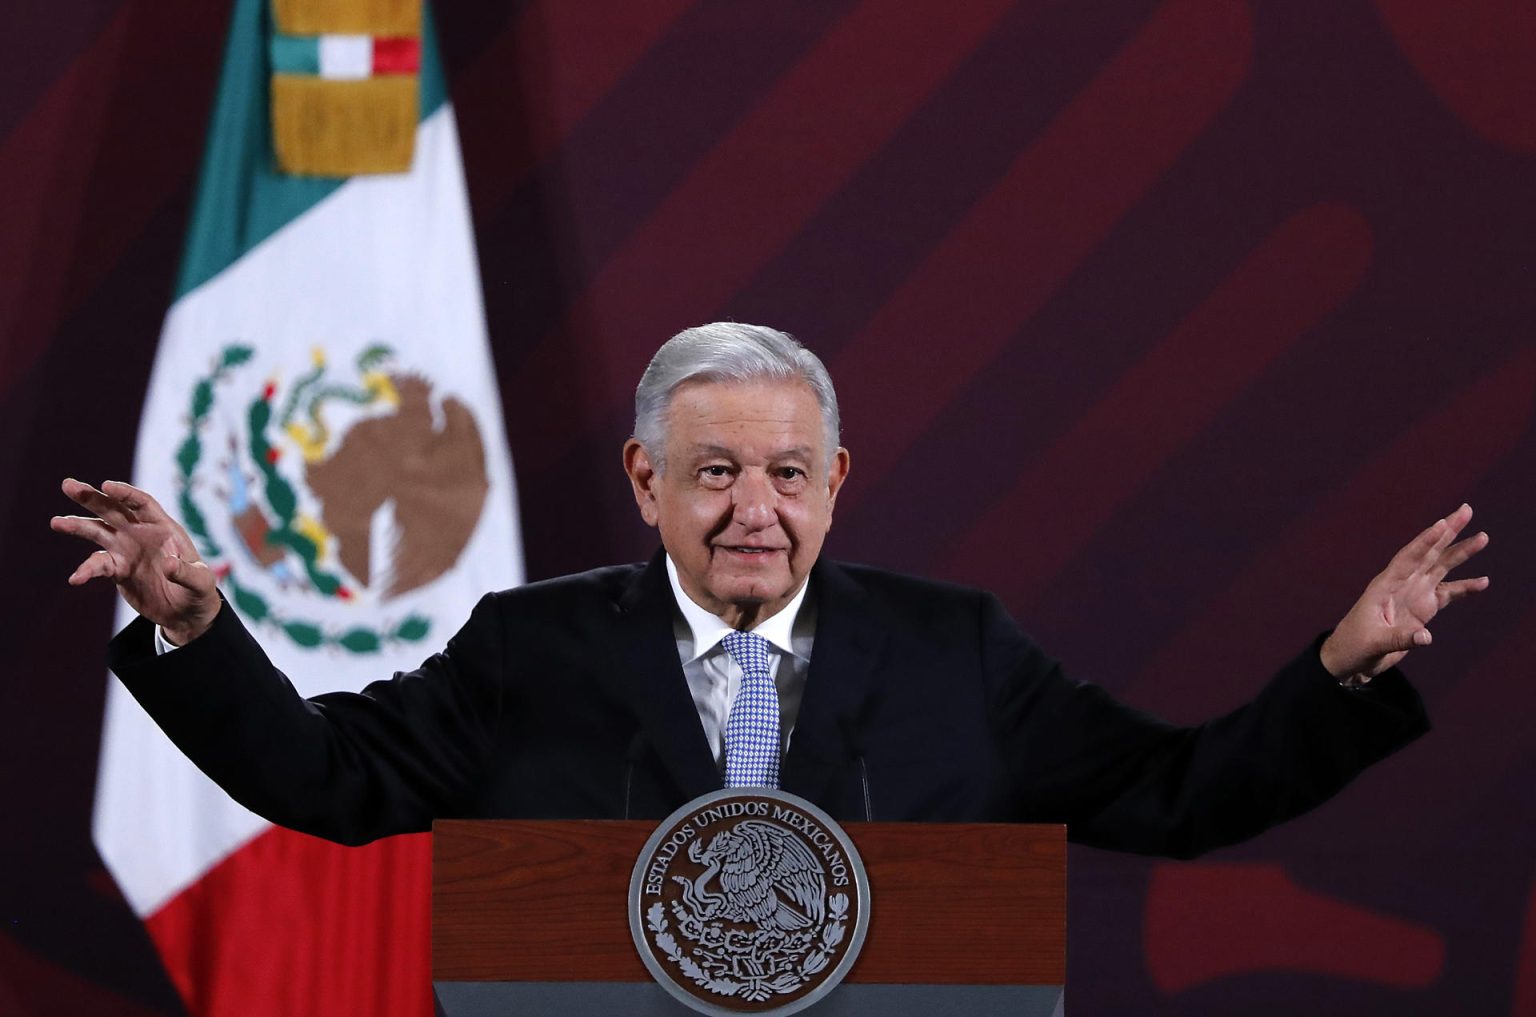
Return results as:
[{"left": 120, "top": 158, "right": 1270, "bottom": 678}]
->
[{"left": 633, "top": 322, "right": 841, "bottom": 472}]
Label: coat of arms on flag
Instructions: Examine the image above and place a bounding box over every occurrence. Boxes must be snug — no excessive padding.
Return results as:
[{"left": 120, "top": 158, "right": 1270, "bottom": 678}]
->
[{"left": 175, "top": 342, "right": 491, "bottom": 653}]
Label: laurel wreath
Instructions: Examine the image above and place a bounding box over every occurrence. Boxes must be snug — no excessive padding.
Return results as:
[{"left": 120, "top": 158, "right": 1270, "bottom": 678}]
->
[
  {"left": 647, "top": 894, "right": 850, "bottom": 1003},
  {"left": 176, "top": 344, "right": 432, "bottom": 654}
]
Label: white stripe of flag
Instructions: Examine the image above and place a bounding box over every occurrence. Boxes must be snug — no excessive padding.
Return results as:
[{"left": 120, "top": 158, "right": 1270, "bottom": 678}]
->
[{"left": 317, "top": 34, "right": 374, "bottom": 79}]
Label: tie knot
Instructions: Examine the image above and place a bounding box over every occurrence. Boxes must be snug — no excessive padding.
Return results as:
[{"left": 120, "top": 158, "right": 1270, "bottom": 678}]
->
[{"left": 722, "top": 630, "right": 772, "bottom": 675}]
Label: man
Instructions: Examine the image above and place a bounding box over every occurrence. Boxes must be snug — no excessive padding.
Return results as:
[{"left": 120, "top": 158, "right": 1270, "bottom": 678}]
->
[{"left": 53, "top": 323, "right": 1489, "bottom": 856}]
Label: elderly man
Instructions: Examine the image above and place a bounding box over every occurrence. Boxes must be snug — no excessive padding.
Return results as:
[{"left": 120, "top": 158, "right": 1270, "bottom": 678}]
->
[{"left": 54, "top": 323, "right": 1488, "bottom": 856}]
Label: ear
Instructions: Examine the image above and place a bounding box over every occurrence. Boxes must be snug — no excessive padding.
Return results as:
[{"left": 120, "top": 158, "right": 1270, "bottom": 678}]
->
[
  {"left": 623, "top": 439, "right": 661, "bottom": 528},
  {"left": 824, "top": 447, "right": 851, "bottom": 523}
]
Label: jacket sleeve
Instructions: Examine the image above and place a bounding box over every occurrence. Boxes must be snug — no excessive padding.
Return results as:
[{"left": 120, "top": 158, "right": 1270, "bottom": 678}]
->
[
  {"left": 980, "top": 593, "right": 1430, "bottom": 858},
  {"left": 108, "top": 594, "right": 508, "bottom": 846}
]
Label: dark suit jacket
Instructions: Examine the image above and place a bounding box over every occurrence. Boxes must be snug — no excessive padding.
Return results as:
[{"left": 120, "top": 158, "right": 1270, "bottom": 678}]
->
[{"left": 109, "top": 553, "right": 1429, "bottom": 858}]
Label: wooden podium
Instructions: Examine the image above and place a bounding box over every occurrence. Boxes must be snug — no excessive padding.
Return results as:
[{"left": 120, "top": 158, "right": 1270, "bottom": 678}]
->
[{"left": 433, "top": 819, "right": 1065, "bottom": 1016}]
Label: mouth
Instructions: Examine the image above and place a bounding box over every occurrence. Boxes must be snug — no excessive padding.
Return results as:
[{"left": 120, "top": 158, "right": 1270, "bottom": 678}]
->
[{"left": 716, "top": 545, "right": 785, "bottom": 557}]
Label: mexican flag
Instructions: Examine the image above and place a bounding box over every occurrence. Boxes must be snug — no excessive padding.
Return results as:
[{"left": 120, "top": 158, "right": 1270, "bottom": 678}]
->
[{"left": 92, "top": 1, "right": 522, "bottom": 1014}]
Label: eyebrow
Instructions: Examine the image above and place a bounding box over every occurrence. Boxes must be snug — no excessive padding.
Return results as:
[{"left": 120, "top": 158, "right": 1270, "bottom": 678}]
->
[{"left": 685, "top": 444, "right": 816, "bottom": 462}]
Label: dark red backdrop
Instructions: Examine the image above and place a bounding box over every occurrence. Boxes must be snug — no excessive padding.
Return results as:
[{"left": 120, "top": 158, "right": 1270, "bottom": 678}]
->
[{"left": 3, "top": 1, "right": 1533, "bottom": 1013}]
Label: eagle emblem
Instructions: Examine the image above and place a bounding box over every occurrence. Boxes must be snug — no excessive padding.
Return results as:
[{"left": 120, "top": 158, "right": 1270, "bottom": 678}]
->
[
  {"left": 630, "top": 790, "right": 870, "bottom": 1015},
  {"left": 680, "top": 821, "right": 826, "bottom": 932}
]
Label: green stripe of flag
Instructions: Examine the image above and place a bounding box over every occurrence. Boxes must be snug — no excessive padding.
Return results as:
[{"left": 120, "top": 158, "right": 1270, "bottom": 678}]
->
[
  {"left": 175, "top": 0, "right": 446, "bottom": 299},
  {"left": 269, "top": 33, "right": 320, "bottom": 75}
]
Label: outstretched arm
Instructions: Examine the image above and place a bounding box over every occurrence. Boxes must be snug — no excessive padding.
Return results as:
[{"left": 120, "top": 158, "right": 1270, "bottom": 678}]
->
[
  {"left": 1320, "top": 503, "right": 1490, "bottom": 682},
  {"left": 51, "top": 478, "right": 221, "bottom": 645}
]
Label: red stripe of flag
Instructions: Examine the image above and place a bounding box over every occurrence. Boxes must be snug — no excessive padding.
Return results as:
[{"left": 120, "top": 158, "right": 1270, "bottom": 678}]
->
[
  {"left": 372, "top": 36, "right": 420, "bottom": 75},
  {"left": 144, "top": 829, "right": 433, "bottom": 1017}
]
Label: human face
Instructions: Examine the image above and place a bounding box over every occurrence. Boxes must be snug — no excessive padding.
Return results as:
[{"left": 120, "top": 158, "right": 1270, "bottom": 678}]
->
[{"left": 624, "top": 379, "right": 850, "bottom": 630}]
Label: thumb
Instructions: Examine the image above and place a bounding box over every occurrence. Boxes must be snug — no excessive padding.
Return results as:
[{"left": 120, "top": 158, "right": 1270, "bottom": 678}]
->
[{"left": 162, "top": 552, "right": 211, "bottom": 592}]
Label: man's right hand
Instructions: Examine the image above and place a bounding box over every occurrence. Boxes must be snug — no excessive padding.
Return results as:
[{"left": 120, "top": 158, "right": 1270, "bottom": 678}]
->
[{"left": 52, "top": 479, "right": 221, "bottom": 646}]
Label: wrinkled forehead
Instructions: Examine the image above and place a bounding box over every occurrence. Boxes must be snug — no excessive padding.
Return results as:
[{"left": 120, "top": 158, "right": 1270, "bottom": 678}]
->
[{"left": 664, "top": 378, "right": 829, "bottom": 448}]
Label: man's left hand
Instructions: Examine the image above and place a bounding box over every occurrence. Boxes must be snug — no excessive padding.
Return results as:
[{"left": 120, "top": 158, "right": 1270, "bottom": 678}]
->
[{"left": 1320, "top": 504, "right": 1489, "bottom": 682}]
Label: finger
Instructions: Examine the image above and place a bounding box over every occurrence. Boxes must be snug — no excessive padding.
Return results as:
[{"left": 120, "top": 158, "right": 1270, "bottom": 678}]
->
[
  {"left": 1431, "top": 530, "right": 1489, "bottom": 580},
  {"left": 1384, "top": 504, "right": 1473, "bottom": 579},
  {"left": 1375, "top": 624, "right": 1432, "bottom": 656},
  {"left": 1436, "top": 575, "right": 1491, "bottom": 607},
  {"left": 100, "top": 480, "right": 173, "bottom": 525},
  {"left": 61, "top": 478, "right": 139, "bottom": 527},
  {"left": 68, "top": 550, "right": 118, "bottom": 586},
  {"left": 1383, "top": 517, "right": 1451, "bottom": 580},
  {"left": 162, "top": 553, "right": 215, "bottom": 594},
  {"left": 1426, "top": 508, "right": 1464, "bottom": 560},
  {"left": 50, "top": 514, "right": 117, "bottom": 546},
  {"left": 1397, "top": 626, "right": 1432, "bottom": 650},
  {"left": 1442, "top": 502, "right": 1474, "bottom": 539},
  {"left": 1423, "top": 504, "right": 1476, "bottom": 571},
  {"left": 100, "top": 480, "right": 203, "bottom": 558}
]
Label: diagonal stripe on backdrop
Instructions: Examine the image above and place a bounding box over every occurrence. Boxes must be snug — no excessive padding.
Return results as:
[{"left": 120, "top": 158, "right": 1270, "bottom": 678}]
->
[
  {"left": 1121, "top": 347, "right": 1536, "bottom": 714},
  {"left": 0, "top": 0, "right": 225, "bottom": 398},
  {"left": 1143, "top": 863, "right": 1444, "bottom": 991},
  {"left": 454, "top": 0, "right": 698, "bottom": 218},
  {"left": 507, "top": 0, "right": 1028, "bottom": 476},
  {"left": 934, "top": 201, "right": 1372, "bottom": 603},
  {"left": 832, "top": 0, "right": 1252, "bottom": 509},
  {"left": 1514, "top": 870, "right": 1536, "bottom": 1017},
  {"left": 1357, "top": 596, "right": 1536, "bottom": 840},
  {"left": 0, "top": 929, "right": 171, "bottom": 1017}
]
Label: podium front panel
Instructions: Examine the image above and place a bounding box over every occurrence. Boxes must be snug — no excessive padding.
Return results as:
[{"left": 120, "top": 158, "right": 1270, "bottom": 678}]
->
[{"left": 433, "top": 819, "right": 1064, "bottom": 1015}]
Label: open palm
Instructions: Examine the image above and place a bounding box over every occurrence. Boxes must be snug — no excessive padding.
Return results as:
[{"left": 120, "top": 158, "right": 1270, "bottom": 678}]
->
[
  {"left": 1321, "top": 504, "right": 1489, "bottom": 680},
  {"left": 51, "top": 479, "right": 222, "bottom": 645}
]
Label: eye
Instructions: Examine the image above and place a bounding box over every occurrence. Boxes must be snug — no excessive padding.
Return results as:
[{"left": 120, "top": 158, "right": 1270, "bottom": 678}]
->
[
  {"left": 774, "top": 466, "right": 809, "bottom": 491},
  {"left": 698, "top": 464, "right": 733, "bottom": 488}
]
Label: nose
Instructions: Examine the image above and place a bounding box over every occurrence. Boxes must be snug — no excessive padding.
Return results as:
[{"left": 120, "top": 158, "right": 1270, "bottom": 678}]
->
[{"left": 731, "top": 469, "right": 777, "bottom": 530}]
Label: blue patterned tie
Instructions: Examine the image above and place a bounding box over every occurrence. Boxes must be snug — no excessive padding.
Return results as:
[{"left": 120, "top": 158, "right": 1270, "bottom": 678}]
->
[{"left": 721, "top": 630, "right": 780, "bottom": 788}]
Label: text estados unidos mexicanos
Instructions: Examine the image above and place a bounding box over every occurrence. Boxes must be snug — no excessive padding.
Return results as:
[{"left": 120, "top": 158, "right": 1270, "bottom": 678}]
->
[{"left": 642, "top": 801, "right": 851, "bottom": 896}]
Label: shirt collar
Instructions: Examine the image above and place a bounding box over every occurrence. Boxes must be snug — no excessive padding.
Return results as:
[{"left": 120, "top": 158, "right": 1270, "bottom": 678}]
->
[{"left": 665, "top": 554, "right": 812, "bottom": 664}]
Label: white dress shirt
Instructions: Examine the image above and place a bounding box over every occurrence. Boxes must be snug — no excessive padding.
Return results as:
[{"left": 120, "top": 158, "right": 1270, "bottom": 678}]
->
[{"left": 665, "top": 555, "right": 815, "bottom": 771}]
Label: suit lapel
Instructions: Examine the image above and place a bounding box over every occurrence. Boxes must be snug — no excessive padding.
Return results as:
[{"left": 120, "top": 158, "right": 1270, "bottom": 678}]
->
[
  {"left": 781, "top": 561, "right": 888, "bottom": 803},
  {"left": 602, "top": 552, "right": 723, "bottom": 802}
]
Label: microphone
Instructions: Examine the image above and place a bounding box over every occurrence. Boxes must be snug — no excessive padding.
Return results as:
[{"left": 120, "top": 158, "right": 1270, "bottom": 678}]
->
[{"left": 839, "top": 716, "right": 873, "bottom": 822}]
